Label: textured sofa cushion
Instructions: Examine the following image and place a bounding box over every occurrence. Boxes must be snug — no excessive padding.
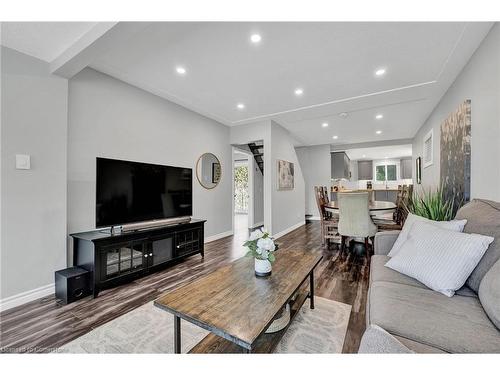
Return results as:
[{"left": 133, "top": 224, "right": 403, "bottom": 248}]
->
[
  {"left": 371, "top": 255, "right": 477, "bottom": 296},
  {"left": 358, "top": 325, "right": 414, "bottom": 353},
  {"left": 370, "top": 255, "right": 427, "bottom": 289},
  {"left": 385, "top": 221, "right": 493, "bottom": 297},
  {"left": 388, "top": 213, "right": 467, "bottom": 257},
  {"left": 374, "top": 231, "right": 400, "bottom": 256},
  {"left": 367, "top": 281, "right": 500, "bottom": 353},
  {"left": 455, "top": 199, "right": 500, "bottom": 293},
  {"left": 479, "top": 258, "right": 500, "bottom": 329}
]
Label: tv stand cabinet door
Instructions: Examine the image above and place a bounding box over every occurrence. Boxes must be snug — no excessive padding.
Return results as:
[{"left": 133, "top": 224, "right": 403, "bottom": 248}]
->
[
  {"left": 174, "top": 225, "right": 203, "bottom": 258},
  {"left": 98, "top": 241, "right": 148, "bottom": 282},
  {"left": 147, "top": 234, "right": 175, "bottom": 267}
]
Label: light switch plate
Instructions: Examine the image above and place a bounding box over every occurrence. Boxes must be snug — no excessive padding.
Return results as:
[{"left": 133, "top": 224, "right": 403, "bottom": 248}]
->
[{"left": 16, "top": 154, "right": 31, "bottom": 170}]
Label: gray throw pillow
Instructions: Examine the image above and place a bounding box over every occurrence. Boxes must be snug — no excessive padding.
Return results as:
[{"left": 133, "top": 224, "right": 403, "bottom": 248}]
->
[
  {"left": 479, "top": 258, "right": 500, "bottom": 330},
  {"left": 456, "top": 199, "right": 500, "bottom": 293}
]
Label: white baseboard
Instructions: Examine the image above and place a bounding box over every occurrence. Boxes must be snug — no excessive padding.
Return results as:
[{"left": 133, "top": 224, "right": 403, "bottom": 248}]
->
[
  {"left": 307, "top": 216, "right": 321, "bottom": 221},
  {"left": 0, "top": 283, "right": 55, "bottom": 313},
  {"left": 249, "top": 221, "right": 264, "bottom": 229},
  {"left": 204, "top": 230, "right": 233, "bottom": 243},
  {"left": 273, "top": 221, "right": 306, "bottom": 239}
]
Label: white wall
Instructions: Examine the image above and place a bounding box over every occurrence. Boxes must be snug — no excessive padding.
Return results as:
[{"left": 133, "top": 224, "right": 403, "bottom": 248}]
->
[
  {"left": 412, "top": 24, "right": 500, "bottom": 201},
  {"left": 250, "top": 155, "right": 264, "bottom": 226},
  {"left": 1, "top": 47, "right": 68, "bottom": 299},
  {"left": 270, "top": 121, "right": 305, "bottom": 235},
  {"left": 67, "top": 68, "right": 233, "bottom": 256},
  {"left": 296, "top": 144, "right": 331, "bottom": 218}
]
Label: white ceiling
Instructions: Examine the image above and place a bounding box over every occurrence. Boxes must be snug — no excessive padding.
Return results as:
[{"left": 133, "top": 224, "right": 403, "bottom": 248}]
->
[
  {"left": 1, "top": 22, "right": 494, "bottom": 147},
  {"left": 1, "top": 22, "right": 97, "bottom": 62},
  {"left": 345, "top": 144, "right": 412, "bottom": 161}
]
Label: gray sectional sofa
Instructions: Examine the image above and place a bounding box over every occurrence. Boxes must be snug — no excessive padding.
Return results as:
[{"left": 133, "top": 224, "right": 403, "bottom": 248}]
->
[{"left": 359, "top": 199, "right": 500, "bottom": 353}]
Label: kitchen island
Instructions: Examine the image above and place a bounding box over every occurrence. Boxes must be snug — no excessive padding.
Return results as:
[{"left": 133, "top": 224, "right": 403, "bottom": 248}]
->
[{"left": 330, "top": 188, "right": 399, "bottom": 203}]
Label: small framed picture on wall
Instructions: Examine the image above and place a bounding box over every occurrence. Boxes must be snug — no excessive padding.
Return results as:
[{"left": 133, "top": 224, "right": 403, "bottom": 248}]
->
[{"left": 416, "top": 157, "right": 422, "bottom": 184}]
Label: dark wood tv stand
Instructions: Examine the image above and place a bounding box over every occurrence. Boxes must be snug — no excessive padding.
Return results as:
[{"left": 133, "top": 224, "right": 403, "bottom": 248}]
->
[{"left": 70, "top": 219, "right": 206, "bottom": 297}]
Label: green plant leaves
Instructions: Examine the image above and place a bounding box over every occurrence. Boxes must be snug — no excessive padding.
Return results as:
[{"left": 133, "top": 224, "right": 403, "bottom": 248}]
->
[{"left": 408, "top": 185, "right": 455, "bottom": 221}]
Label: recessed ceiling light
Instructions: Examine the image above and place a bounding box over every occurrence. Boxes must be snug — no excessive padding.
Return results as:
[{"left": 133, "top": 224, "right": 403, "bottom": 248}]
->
[
  {"left": 362, "top": 154, "right": 366, "bottom": 158},
  {"left": 322, "top": 122, "right": 329, "bottom": 128},
  {"left": 236, "top": 103, "right": 245, "bottom": 110},
  {"left": 294, "top": 88, "right": 304, "bottom": 96},
  {"left": 332, "top": 135, "right": 338, "bottom": 140},
  {"left": 376, "top": 130, "right": 382, "bottom": 135},
  {"left": 375, "top": 68, "right": 386, "bottom": 76},
  {"left": 375, "top": 114, "right": 384, "bottom": 120},
  {"left": 250, "top": 34, "right": 262, "bottom": 43},
  {"left": 176, "top": 66, "right": 186, "bottom": 75}
]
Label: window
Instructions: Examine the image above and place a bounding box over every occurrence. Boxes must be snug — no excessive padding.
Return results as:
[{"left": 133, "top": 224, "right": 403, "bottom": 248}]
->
[
  {"left": 376, "top": 164, "right": 397, "bottom": 181},
  {"left": 376, "top": 165, "right": 385, "bottom": 181},
  {"left": 387, "top": 165, "right": 397, "bottom": 181},
  {"left": 423, "top": 129, "right": 433, "bottom": 168}
]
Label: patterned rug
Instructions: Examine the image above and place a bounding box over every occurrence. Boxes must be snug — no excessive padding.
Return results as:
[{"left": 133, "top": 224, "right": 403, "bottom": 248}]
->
[{"left": 60, "top": 297, "right": 351, "bottom": 354}]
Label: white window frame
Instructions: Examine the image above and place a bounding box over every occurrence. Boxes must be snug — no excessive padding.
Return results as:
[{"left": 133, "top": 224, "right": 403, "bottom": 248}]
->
[
  {"left": 375, "top": 164, "right": 398, "bottom": 182},
  {"left": 423, "top": 128, "right": 434, "bottom": 168}
]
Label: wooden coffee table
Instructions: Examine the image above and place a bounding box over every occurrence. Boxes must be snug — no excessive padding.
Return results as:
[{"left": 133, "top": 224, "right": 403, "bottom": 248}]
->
[{"left": 154, "top": 249, "right": 323, "bottom": 353}]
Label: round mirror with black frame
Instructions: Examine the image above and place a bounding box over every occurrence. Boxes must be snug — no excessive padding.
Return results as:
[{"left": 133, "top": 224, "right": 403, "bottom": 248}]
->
[{"left": 196, "top": 153, "right": 222, "bottom": 189}]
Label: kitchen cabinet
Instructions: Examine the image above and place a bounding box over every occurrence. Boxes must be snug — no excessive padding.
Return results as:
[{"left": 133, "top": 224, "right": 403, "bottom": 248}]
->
[
  {"left": 331, "top": 152, "right": 351, "bottom": 180},
  {"left": 387, "top": 190, "right": 398, "bottom": 203},
  {"left": 357, "top": 160, "right": 373, "bottom": 180},
  {"left": 400, "top": 158, "right": 412, "bottom": 179},
  {"left": 374, "top": 190, "right": 398, "bottom": 203}
]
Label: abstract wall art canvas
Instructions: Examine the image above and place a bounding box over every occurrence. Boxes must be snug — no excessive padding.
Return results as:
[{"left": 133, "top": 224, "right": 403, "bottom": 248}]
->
[
  {"left": 440, "top": 99, "right": 471, "bottom": 214},
  {"left": 277, "top": 160, "right": 294, "bottom": 190}
]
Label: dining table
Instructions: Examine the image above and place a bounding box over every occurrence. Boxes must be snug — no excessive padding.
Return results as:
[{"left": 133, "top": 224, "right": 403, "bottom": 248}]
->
[{"left": 324, "top": 200, "right": 397, "bottom": 216}]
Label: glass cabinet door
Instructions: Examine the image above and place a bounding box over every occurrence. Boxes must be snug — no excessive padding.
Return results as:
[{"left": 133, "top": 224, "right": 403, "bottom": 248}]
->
[{"left": 103, "top": 242, "right": 146, "bottom": 280}]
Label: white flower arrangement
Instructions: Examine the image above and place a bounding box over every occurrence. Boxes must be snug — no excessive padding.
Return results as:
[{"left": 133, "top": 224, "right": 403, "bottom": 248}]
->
[{"left": 244, "top": 229, "right": 278, "bottom": 263}]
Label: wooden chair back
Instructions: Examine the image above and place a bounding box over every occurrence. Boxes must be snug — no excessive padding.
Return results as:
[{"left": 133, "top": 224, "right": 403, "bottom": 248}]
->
[
  {"left": 399, "top": 185, "right": 413, "bottom": 224},
  {"left": 321, "top": 186, "right": 330, "bottom": 203},
  {"left": 314, "top": 186, "right": 328, "bottom": 220}
]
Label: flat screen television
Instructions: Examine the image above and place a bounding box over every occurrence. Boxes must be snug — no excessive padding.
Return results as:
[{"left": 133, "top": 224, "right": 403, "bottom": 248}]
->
[{"left": 96, "top": 157, "right": 192, "bottom": 228}]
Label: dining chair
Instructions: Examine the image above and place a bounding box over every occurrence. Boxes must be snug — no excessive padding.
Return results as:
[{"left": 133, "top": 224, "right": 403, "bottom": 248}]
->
[
  {"left": 314, "top": 186, "right": 338, "bottom": 246},
  {"left": 372, "top": 185, "right": 411, "bottom": 231},
  {"left": 337, "top": 192, "right": 377, "bottom": 255}
]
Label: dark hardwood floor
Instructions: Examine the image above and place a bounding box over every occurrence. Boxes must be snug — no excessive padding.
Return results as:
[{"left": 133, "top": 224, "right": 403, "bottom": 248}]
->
[{"left": 0, "top": 221, "right": 369, "bottom": 353}]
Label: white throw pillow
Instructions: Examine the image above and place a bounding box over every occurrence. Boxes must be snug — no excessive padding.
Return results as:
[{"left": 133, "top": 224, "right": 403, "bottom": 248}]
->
[
  {"left": 385, "top": 221, "right": 494, "bottom": 297},
  {"left": 388, "top": 213, "right": 467, "bottom": 257}
]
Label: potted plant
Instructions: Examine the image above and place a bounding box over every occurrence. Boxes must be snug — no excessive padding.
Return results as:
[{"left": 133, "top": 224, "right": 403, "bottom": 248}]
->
[
  {"left": 405, "top": 186, "right": 460, "bottom": 221},
  {"left": 244, "top": 229, "right": 278, "bottom": 277}
]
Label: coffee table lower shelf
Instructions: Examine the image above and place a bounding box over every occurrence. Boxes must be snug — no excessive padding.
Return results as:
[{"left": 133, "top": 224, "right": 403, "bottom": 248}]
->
[{"left": 188, "top": 291, "right": 309, "bottom": 354}]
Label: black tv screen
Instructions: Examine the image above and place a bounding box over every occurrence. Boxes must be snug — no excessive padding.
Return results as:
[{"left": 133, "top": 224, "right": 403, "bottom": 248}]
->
[{"left": 96, "top": 157, "right": 192, "bottom": 227}]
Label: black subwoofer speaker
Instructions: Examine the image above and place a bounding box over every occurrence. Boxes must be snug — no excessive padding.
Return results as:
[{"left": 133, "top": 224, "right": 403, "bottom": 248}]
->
[{"left": 55, "top": 267, "right": 90, "bottom": 304}]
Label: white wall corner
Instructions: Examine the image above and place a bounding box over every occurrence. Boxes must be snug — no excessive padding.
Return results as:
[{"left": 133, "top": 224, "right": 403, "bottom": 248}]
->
[
  {"left": 0, "top": 283, "right": 55, "bottom": 313},
  {"left": 272, "top": 221, "right": 305, "bottom": 239},
  {"left": 204, "top": 230, "right": 234, "bottom": 243}
]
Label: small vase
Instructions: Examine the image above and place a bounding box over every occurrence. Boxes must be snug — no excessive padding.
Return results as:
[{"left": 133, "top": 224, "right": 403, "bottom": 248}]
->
[{"left": 255, "top": 258, "right": 272, "bottom": 277}]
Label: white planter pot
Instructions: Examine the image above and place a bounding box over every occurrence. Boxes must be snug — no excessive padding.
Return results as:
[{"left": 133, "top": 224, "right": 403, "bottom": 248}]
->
[{"left": 255, "top": 258, "right": 272, "bottom": 277}]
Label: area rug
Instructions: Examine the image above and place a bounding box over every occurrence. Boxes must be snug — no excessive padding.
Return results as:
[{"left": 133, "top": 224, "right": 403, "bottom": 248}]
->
[{"left": 59, "top": 297, "right": 351, "bottom": 354}]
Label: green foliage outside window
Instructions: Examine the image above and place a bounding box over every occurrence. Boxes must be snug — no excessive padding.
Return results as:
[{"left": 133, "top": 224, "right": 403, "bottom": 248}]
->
[
  {"left": 234, "top": 165, "right": 249, "bottom": 212},
  {"left": 376, "top": 164, "right": 397, "bottom": 181},
  {"left": 376, "top": 165, "right": 386, "bottom": 181},
  {"left": 387, "top": 165, "right": 397, "bottom": 180}
]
